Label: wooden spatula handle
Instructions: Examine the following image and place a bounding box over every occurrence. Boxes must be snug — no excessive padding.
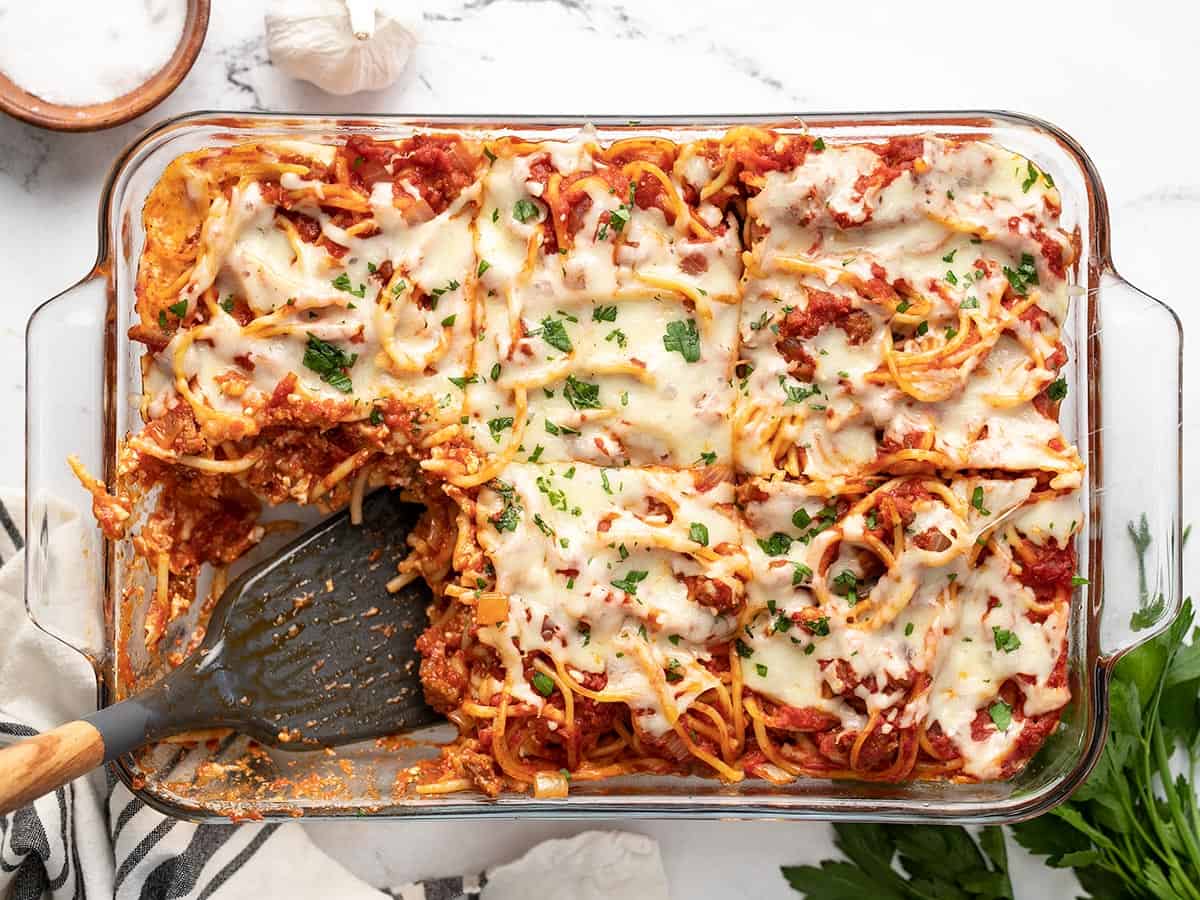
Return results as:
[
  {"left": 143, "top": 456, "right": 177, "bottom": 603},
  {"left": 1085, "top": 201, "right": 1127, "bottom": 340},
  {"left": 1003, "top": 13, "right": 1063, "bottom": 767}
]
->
[{"left": 0, "top": 721, "right": 104, "bottom": 816}]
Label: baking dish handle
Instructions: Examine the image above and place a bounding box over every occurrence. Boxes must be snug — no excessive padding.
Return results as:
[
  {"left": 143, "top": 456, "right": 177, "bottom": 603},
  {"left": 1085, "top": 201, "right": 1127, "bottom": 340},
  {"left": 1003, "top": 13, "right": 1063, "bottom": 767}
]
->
[
  {"left": 1093, "top": 270, "right": 1183, "bottom": 663},
  {"left": 24, "top": 269, "right": 111, "bottom": 664}
]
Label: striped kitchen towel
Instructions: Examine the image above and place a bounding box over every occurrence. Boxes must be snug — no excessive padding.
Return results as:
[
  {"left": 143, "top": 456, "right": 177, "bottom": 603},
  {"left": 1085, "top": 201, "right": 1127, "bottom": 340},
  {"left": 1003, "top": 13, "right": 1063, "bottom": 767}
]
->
[{"left": 0, "top": 492, "right": 668, "bottom": 899}]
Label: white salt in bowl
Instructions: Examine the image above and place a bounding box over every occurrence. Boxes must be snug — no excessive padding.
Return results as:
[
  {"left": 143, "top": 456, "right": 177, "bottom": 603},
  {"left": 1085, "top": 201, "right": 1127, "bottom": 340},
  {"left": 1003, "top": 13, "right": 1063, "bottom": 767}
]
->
[{"left": 0, "top": 0, "right": 209, "bottom": 132}]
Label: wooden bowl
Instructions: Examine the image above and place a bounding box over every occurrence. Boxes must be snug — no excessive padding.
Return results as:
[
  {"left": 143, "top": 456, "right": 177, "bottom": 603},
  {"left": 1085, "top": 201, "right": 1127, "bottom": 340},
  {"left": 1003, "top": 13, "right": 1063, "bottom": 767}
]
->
[{"left": 0, "top": 0, "right": 210, "bottom": 132}]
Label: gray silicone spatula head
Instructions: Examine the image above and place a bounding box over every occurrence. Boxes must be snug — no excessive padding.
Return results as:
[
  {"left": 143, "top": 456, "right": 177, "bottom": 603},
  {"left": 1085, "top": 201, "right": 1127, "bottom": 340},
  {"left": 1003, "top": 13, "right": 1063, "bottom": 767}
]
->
[{"left": 110, "top": 489, "right": 438, "bottom": 753}]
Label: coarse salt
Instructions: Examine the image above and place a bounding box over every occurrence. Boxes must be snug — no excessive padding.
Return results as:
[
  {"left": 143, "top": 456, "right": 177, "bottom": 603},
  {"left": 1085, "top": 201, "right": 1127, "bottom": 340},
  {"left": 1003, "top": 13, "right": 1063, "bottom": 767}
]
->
[{"left": 0, "top": 0, "right": 187, "bottom": 106}]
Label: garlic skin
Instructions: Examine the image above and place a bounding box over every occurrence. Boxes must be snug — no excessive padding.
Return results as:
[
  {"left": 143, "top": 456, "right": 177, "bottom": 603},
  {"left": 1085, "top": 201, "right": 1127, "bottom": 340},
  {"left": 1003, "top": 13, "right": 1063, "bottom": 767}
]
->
[{"left": 266, "top": 0, "right": 418, "bottom": 96}]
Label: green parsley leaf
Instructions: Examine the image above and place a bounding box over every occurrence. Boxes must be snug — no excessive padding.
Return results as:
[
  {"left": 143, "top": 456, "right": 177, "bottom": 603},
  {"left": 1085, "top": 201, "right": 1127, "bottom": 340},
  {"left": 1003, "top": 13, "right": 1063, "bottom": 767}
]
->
[
  {"left": 904, "top": 622, "right": 915, "bottom": 636},
  {"left": 811, "top": 137, "right": 826, "bottom": 152},
  {"left": 1071, "top": 575, "right": 1090, "bottom": 586},
  {"left": 369, "top": 407, "right": 384, "bottom": 426},
  {"left": 220, "top": 295, "right": 235, "bottom": 313},
  {"left": 513, "top": 198, "right": 538, "bottom": 223},
  {"left": 988, "top": 699, "right": 1013, "bottom": 731},
  {"left": 489, "top": 480, "right": 522, "bottom": 532},
  {"left": 441, "top": 314, "right": 457, "bottom": 327},
  {"left": 168, "top": 299, "right": 188, "bottom": 318},
  {"left": 895, "top": 299, "right": 912, "bottom": 314},
  {"left": 487, "top": 416, "right": 514, "bottom": 442},
  {"left": 992, "top": 627, "right": 1021, "bottom": 653},
  {"left": 792, "top": 563, "right": 813, "bottom": 586},
  {"left": 757, "top": 532, "right": 793, "bottom": 556},
  {"left": 302, "top": 333, "right": 358, "bottom": 393},
  {"left": 689, "top": 522, "right": 709, "bottom": 546},
  {"left": 1002, "top": 253, "right": 1040, "bottom": 296},
  {"left": 1047, "top": 377, "right": 1068, "bottom": 402},
  {"left": 806, "top": 616, "right": 830, "bottom": 636},
  {"left": 916, "top": 320, "right": 929, "bottom": 337},
  {"left": 735, "top": 639, "right": 754, "bottom": 658},
  {"left": 593, "top": 305, "right": 618, "bottom": 322},
  {"left": 606, "top": 328, "right": 627, "bottom": 349},
  {"left": 755, "top": 663, "right": 769, "bottom": 677},
  {"left": 490, "top": 362, "right": 501, "bottom": 381},
  {"left": 971, "top": 485, "right": 991, "bottom": 516},
  {"left": 698, "top": 451, "right": 718, "bottom": 466},
  {"left": 960, "top": 296, "right": 980, "bottom": 309},
  {"left": 563, "top": 374, "right": 601, "bottom": 409},
  {"left": 331, "top": 273, "right": 366, "bottom": 298},
  {"left": 531, "top": 671, "right": 556, "bottom": 697},
  {"left": 663, "top": 319, "right": 701, "bottom": 363},
  {"left": 792, "top": 509, "right": 812, "bottom": 529},
  {"left": 540, "top": 316, "right": 573, "bottom": 353},
  {"left": 477, "top": 259, "right": 491, "bottom": 277},
  {"left": 612, "top": 570, "right": 649, "bottom": 595}
]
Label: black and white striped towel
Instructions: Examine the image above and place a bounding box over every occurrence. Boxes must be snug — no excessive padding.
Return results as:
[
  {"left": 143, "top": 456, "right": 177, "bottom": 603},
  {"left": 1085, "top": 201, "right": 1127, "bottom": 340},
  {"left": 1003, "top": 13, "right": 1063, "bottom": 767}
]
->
[{"left": 0, "top": 493, "right": 668, "bottom": 900}]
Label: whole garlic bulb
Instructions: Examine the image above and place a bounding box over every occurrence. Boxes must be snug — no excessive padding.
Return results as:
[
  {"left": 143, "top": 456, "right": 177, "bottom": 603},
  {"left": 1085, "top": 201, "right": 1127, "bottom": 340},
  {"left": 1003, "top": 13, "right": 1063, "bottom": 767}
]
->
[{"left": 266, "top": 0, "right": 417, "bottom": 96}]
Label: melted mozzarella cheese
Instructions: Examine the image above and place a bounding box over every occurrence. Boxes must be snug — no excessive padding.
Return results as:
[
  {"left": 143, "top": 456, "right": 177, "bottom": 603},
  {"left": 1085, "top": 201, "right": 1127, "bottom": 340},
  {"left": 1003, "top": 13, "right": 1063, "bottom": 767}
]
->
[{"left": 473, "top": 462, "right": 747, "bottom": 734}]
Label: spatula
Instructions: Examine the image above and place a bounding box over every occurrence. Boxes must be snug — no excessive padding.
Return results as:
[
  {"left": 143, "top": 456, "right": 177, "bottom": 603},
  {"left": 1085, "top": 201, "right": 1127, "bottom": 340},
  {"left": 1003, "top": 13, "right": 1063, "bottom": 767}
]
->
[{"left": 0, "top": 490, "right": 436, "bottom": 815}]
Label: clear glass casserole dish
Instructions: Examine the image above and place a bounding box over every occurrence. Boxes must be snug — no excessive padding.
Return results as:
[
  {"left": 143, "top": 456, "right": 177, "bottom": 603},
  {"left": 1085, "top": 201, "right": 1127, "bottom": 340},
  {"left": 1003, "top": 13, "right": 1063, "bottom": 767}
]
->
[{"left": 24, "top": 111, "right": 1183, "bottom": 823}]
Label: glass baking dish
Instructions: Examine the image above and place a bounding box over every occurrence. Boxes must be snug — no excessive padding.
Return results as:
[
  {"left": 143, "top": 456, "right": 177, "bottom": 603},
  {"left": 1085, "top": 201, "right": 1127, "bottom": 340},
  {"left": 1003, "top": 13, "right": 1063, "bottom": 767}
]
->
[{"left": 24, "top": 111, "right": 1183, "bottom": 824}]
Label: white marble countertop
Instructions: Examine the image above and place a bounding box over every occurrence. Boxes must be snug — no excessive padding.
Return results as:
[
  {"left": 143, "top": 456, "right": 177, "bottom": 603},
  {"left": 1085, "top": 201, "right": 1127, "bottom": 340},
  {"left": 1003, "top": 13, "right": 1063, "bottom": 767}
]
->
[{"left": 1, "top": 0, "right": 1197, "bottom": 896}]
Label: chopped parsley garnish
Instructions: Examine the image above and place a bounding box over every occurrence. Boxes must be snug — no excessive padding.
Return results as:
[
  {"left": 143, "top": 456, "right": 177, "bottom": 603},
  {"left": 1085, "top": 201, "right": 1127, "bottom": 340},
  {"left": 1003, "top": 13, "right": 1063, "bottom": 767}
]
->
[
  {"left": 593, "top": 304, "right": 618, "bottom": 322},
  {"left": 780, "top": 376, "right": 820, "bottom": 405},
  {"left": 302, "top": 333, "right": 358, "bottom": 393},
  {"left": 531, "top": 671, "right": 556, "bottom": 697},
  {"left": 988, "top": 699, "right": 1013, "bottom": 732},
  {"left": 612, "top": 570, "right": 649, "bottom": 595},
  {"left": 698, "top": 451, "right": 718, "bottom": 466},
  {"left": 792, "top": 509, "right": 812, "bottom": 529},
  {"left": 448, "top": 374, "right": 479, "bottom": 390},
  {"left": 1021, "top": 160, "right": 1041, "bottom": 193},
  {"left": 563, "top": 374, "right": 601, "bottom": 409},
  {"left": 916, "top": 320, "right": 929, "bottom": 337},
  {"left": 535, "top": 475, "right": 568, "bottom": 511},
  {"left": 1003, "top": 252, "right": 1040, "bottom": 296},
  {"left": 513, "top": 198, "right": 538, "bottom": 223},
  {"left": 1047, "top": 377, "right": 1068, "bottom": 402},
  {"left": 1072, "top": 575, "right": 1090, "bottom": 586},
  {"left": 942, "top": 249, "right": 957, "bottom": 263},
  {"left": 441, "top": 314, "right": 457, "bottom": 327},
  {"left": 895, "top": 299, "right": 911, "bottom": 314},
  {"left": 735, "top": 639, "right": 754, "bottom": 659},
  {"left": 618, "top": 543, "right": 628, "bottom": 560},
  {"left": 540, "top": 316, "right": 573, "bottom": 353},
  {"left": 971, "top": 485, "right": 991, "bottom": 516},
  {"left": 483, "top": 147, "right": 497, "bottom": 163},
  {"left": 993, "top": 627, "right": 1021, "bottom": 653},
  {"left": 606, "top": 328, "right": 627, "bottom": 349},
  {"left": 331, "top": 273, "right": 366, "bottom": 298},
  {"left": 831, "top": 570, "right": 859, "bottom": 604},
  {"left": 945, "top": 270, "right": 958, "bottom": 286},
  {"left": 806, "top": 616, "right": 830, "bottom": 636},
  {"left": 749, "top": 310, "right": 772, "bottom": 331},
  {"left": 811, "top": 137, "right": 826, "bottom": 152},
  {"left": 429, "top": 280, "right": 461, "bottom": 307},
  {"left": 369, "top": 407, "right": 384, "bottom": 426},
  {"left": 904, "top": 622, "right": 915, "bottom": 636},
  {"left": 960, "top": 296, "right": 980, "bottom": 309},
  {"left": 689, "top": 522, "right": 709, "bottom": 546},
  {"left": 528, "top": 444, "right": 544, "bottom": 462},
  {"left": 392, "top": 280, "right": 407, "bottom": 295},
  {"left": 477, "top": 259, "right": 491, "bottom": 277},
  {"left": 219, "top": 295, "right": 235, "bottom": 314},
  {"left": 487, "top": 416, "right": 514, "bottom": 442},
  {"left": 489, "top": 480, "right": 522, "bottom": 532},
  {"left": 945, "top": 326, "right": 959, "bottom": 340},
  {"left": 792, "top": 563, "right": 813, "bottom": 586},
  {"left": 663, "top": 318, "right": 701, "bottom": 363},
  {"left": 666, "top": 659, "right": 684, "bottom": 683},
  {"left": 865, "top": 509, "right": 878, "bottom": 530},
  {"left": 668, "top": 634, "right": 681, "bottom": 646},
  {"left": 600, "top": 469, "right": 614, "bottom": 494},
  {"left": 533, "top": 513, "right": 555, "bottom": 537},
  {"left": 168, "top": 299, "right": 188, "bottom": 318},
  {"left": 490, "top": 362, "right": 501, "bottom": 381},
  {"left": 755, "top": 663, "right": 769, "bottom": 677},
  {"left": 544, "top": 419, "right": 580, "bottom": 437},
  {"left": 757, "top": 532, "right": 793, "bottom": 556}
]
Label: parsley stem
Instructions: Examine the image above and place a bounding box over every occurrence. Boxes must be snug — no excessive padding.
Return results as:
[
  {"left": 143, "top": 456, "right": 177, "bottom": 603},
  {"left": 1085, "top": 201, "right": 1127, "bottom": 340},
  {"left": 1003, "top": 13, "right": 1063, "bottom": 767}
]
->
[{"left": 1154, "top": 722, "right": 1200, "bottom": 882}]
